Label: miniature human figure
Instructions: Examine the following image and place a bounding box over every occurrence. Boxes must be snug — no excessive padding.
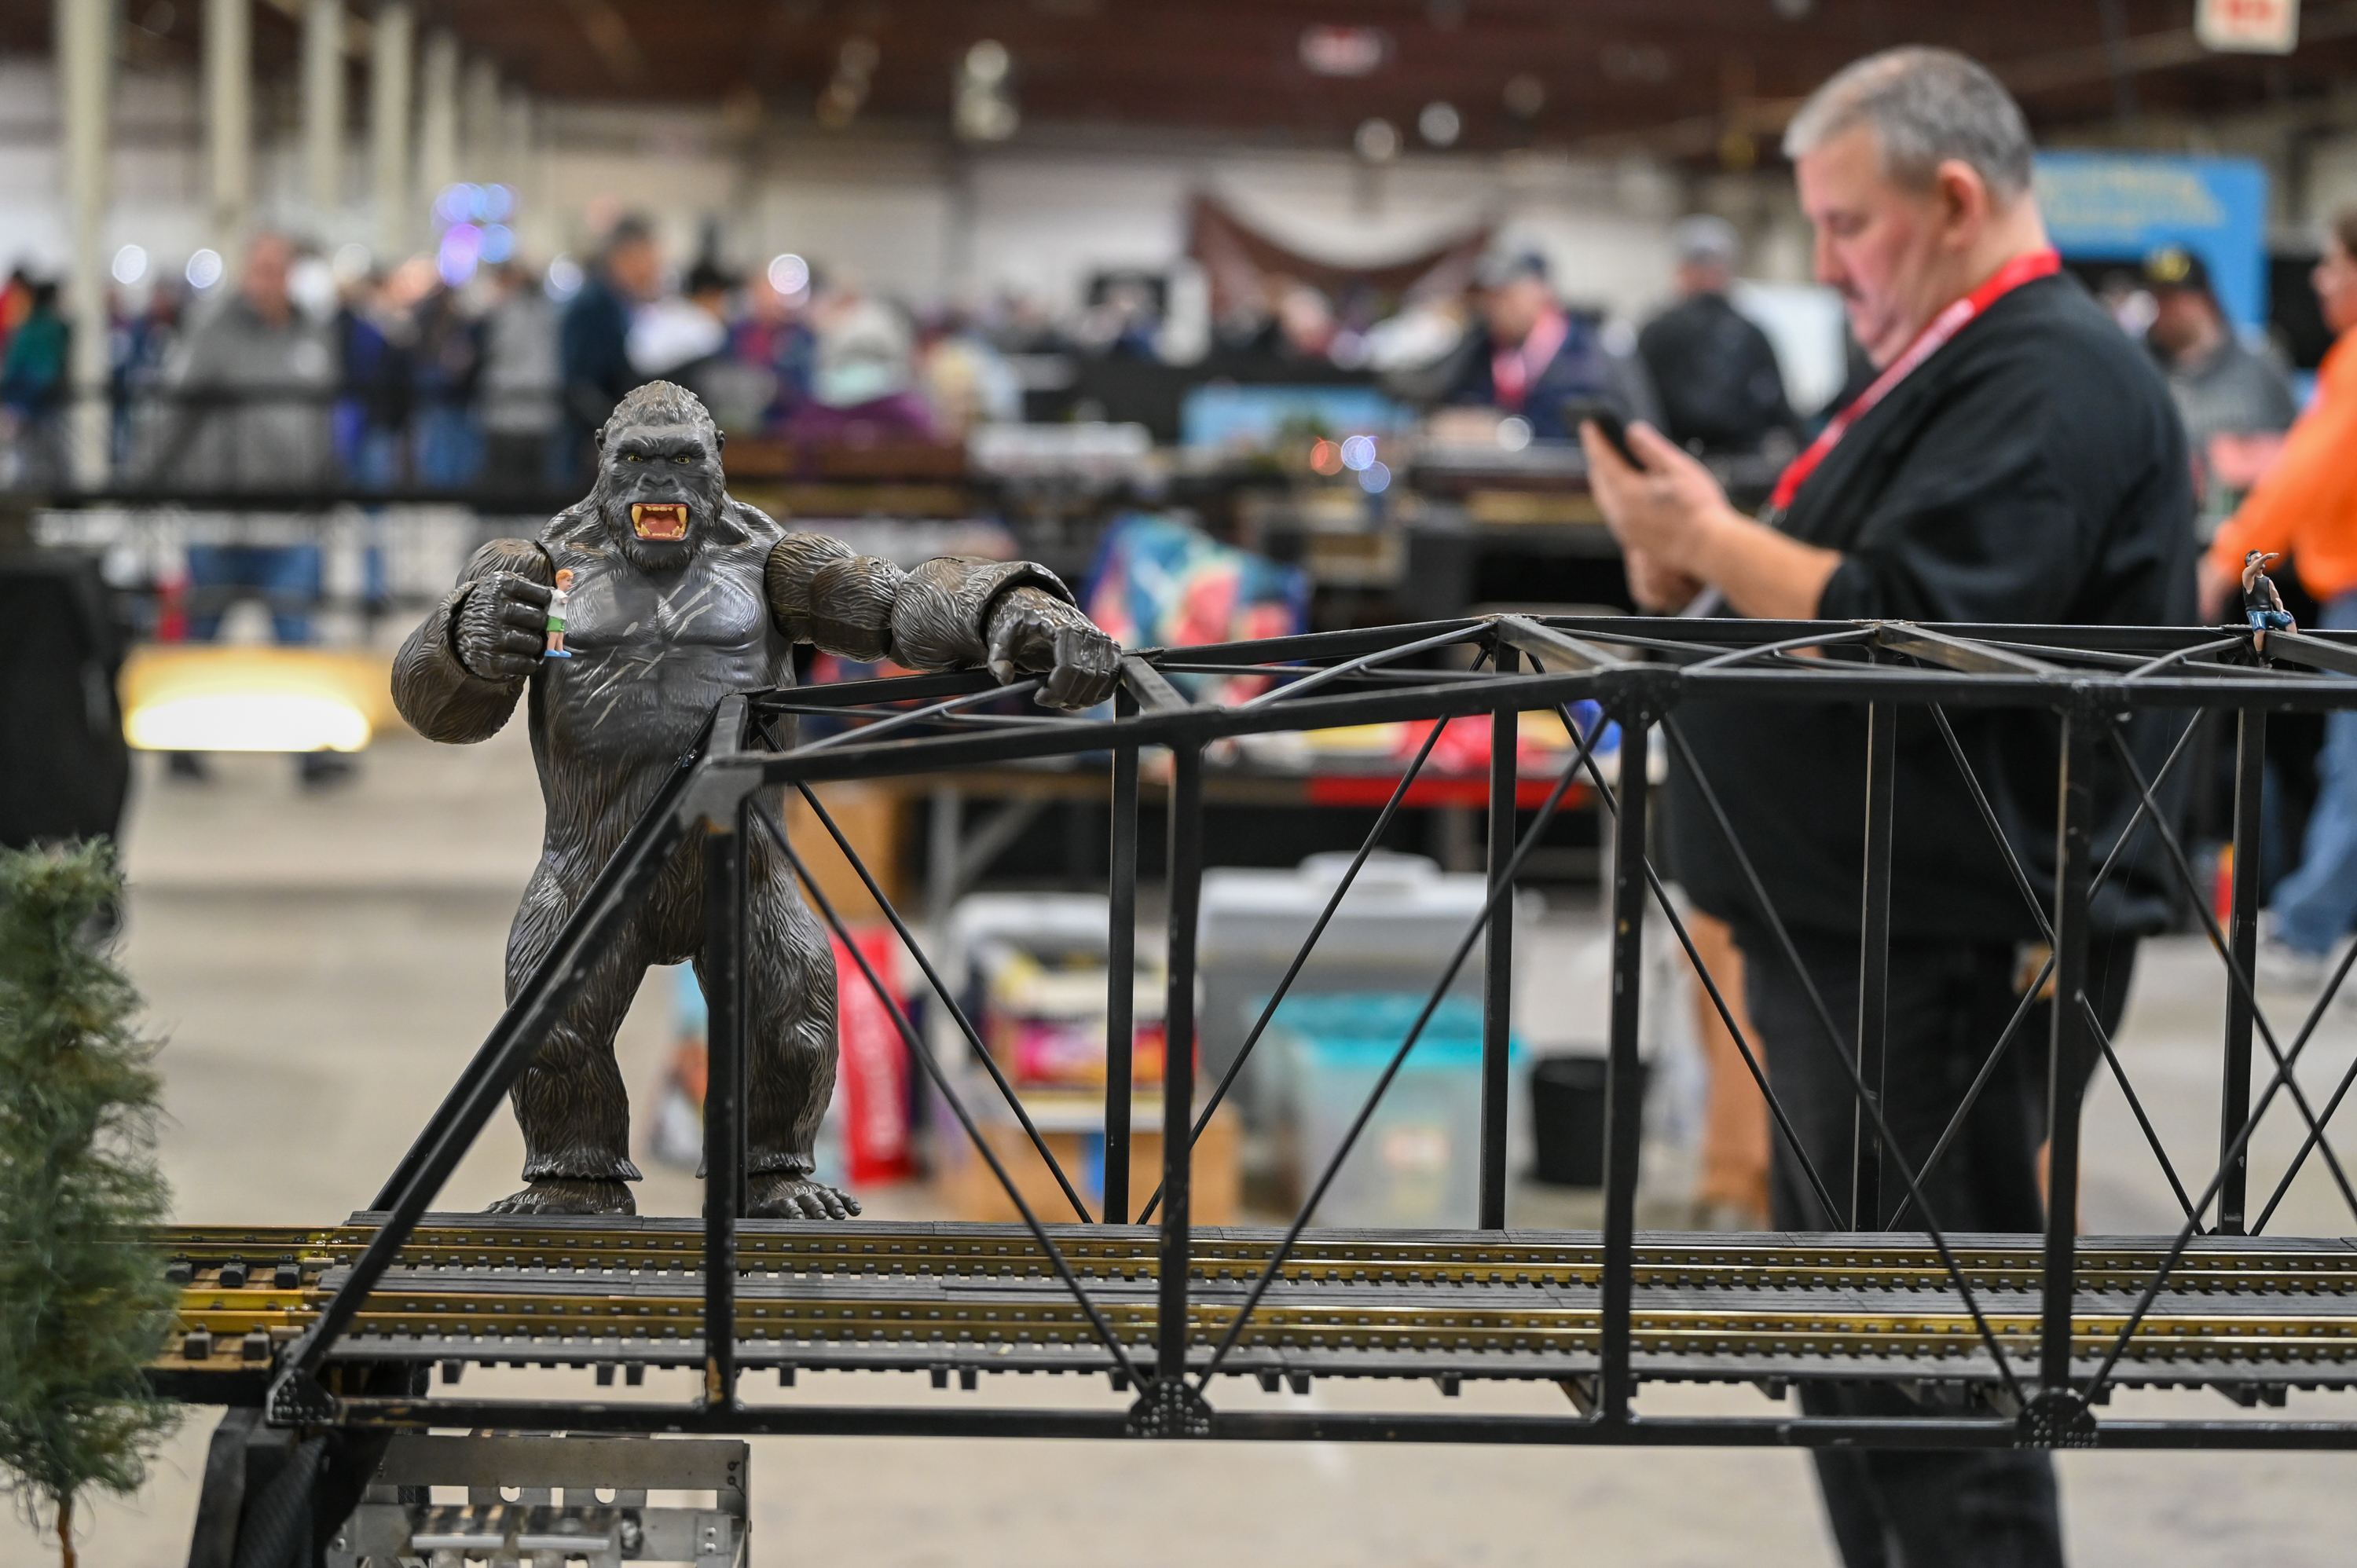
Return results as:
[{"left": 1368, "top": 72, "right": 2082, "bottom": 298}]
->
[
  {"left": 544, "top": 567, "right": 574, "bottom": 658},
  {"left": 2243, "top": 548, "right": 2297, "bottom": 656},
  {"left": 391, "top": 382, "right": 1120, "bottom": 1218}
]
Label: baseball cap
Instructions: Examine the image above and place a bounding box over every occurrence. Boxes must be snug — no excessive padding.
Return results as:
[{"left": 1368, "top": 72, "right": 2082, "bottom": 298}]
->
[
  {"left": 2140, "top": 245, "right": 2213, "bottom": 296},
  {"left": 1473, "top": 248, "right": 1550, "bottom": 291},
  {"left": 1672, "top": 214, "right": 1740, "bottom": 269}
]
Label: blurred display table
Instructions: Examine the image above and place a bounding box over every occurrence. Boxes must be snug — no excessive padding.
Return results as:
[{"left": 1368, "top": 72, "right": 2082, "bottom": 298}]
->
[{"left": 867, "top": 727, "right": 1648, "bottom": 924}]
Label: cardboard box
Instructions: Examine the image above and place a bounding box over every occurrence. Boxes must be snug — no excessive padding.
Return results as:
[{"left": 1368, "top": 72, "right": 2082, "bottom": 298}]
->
[
  {"left": 779, "top": 782, "right": 911, "bottom": 921},
  {"left": 937, "top": 1107, "right": 1241, "bottom": 1225}
]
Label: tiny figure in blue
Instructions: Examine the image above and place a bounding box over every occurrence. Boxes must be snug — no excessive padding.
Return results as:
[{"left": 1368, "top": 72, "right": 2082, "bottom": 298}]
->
[{"left": 2242, "top": 549, "right": 2296, "bottom": 657}]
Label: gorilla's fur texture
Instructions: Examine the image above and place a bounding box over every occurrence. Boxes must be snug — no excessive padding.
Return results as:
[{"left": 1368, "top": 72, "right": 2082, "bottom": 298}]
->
[{"left": 392, "top": 383, "right": 1118, "bottom": 1217}]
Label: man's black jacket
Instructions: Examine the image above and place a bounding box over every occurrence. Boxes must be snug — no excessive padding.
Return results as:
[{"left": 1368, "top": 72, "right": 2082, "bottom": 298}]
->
[
  {"left": 1637, "top": 291, "right": 1798, "bottom": 454},
  {"left": 1666, "top": 271, "right": 2198, "bottom": 943}
]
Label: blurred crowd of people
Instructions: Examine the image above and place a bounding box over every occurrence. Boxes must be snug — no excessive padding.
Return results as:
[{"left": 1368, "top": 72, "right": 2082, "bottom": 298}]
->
[
  {"left": 0, "top": 268, "right": 72, "bottom": 485},
  {"left": 0, "top": 219, "right": 1047, "bottom": 496},
  {"left": 0, "top": 208, "right": 1831, "bottom": 496},
  {"left": 0, "top": 203, "right": 2330, "bottom": 523}
]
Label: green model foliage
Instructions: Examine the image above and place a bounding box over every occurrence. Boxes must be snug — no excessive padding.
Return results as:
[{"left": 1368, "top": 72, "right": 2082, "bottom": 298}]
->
[{"left": 0, "top": 841, "right": 180, "bottom": 1568}]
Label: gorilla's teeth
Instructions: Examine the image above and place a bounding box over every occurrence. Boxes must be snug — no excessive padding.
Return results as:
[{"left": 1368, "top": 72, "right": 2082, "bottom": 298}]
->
[{"left": 629, "top": 503, "right": 688, "bottom": 539}]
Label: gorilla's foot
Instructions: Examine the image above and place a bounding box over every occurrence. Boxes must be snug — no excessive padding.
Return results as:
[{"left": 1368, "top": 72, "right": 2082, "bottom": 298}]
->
[
  {"left": 485, "top": 1178, "right": 637, "bottom": 1216},
  {"left": 745, "top": 1174, "right": 861, "bottom": 1220}
]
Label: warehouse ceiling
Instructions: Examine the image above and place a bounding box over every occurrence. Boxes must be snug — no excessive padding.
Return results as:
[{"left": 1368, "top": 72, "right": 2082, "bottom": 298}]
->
[{"left": 16, "top": 0, "right": 2357, "bottom": 161}]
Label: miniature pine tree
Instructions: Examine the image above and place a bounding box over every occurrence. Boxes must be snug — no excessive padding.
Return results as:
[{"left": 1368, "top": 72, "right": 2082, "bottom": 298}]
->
[{"left": 0, "top": 841, "right": 181, "bottom": 1568}]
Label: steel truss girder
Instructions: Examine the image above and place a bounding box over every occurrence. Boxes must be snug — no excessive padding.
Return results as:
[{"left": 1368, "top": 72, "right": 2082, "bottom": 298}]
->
[{"left": 249, "top": 616, "right": 2357, "bottom": 1451}]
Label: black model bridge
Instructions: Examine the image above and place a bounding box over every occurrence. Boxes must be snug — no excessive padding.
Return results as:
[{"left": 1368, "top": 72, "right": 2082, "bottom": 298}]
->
[{"left": 159, "top": 614, "right": 2357, "bottom": 1453}]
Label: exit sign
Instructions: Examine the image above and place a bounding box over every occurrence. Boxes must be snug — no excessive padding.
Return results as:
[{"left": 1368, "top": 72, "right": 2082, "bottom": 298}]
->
[{"left": 2198, "top": 0, "right": 2300, "bottom": 53}]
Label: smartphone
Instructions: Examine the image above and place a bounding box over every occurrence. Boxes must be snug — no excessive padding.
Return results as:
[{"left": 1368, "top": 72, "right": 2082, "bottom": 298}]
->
[{"left": 1564, "top": 399, "right": 1645, "bottom": 471}]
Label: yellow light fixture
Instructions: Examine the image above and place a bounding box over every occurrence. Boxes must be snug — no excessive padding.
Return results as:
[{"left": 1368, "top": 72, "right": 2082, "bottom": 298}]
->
[
  {"left": 119, "top": 645, "right": 394, "bottom": 754},
  {"left": 127, "top": 690, "right": 372, "bottom": 753}
]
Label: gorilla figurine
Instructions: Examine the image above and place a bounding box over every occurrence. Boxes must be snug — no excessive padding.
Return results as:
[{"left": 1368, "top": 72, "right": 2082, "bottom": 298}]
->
[{"left": 393, "top": 382, "right": 1120, "bottom": 1218}]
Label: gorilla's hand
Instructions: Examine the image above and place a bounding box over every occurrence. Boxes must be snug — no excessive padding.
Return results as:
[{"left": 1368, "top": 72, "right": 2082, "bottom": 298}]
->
[
  {"left": 985, "top": 587, "right": 1121, "bottom": 709},
  {"left": 453, "top": 570, "right": 554, "bottom": 682}
]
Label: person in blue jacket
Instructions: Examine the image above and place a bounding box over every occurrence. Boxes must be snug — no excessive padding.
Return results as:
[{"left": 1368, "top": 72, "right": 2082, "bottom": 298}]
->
[
  {"left": 558, "top": 215, "right": 661, "bottom": 478},
  {"left": 1442, "top": 249, "right": 1655, "bottom": 439}
]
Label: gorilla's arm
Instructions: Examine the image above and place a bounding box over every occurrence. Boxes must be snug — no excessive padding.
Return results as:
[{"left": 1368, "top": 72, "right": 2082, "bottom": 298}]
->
[
  {"left": 763, "top": 531, "right": 1078, "bottom": 670},
  {"left": 392, "top": 537, "right": 555, "bottom": 744}
]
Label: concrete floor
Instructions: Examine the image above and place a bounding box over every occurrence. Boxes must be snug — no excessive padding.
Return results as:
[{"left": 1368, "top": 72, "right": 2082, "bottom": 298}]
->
[{"left": 13, "top": 722, "right": 2357, "bottom": 1566}]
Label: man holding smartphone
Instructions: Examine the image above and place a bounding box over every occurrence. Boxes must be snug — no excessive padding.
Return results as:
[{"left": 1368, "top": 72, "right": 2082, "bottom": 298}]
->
[{"left": 1582, "top": 48, "right": 2194, "bottom": 1568}]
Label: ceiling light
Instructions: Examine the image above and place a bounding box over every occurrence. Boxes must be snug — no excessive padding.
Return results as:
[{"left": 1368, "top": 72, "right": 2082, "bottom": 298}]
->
[
  {"left": 966, "top": 39, "right": 1010, "bottom": 83},
  {"left": 1418, "top": 101, "right": 1461, "bottom": 146},
  {"left": 768, "top": 253, "right": 811, "bottom": 295},
  {"left": 957, "top": 90, "right": 1020, "bottom": 141},
  {"left": 1355, "top": 118, "right": 1400, "bottom": 162}
]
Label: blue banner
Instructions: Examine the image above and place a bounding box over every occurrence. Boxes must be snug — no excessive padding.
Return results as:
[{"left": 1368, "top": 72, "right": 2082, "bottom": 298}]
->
[{"left": 2034, "top": 152, "right": 2270, "bottom": 329}]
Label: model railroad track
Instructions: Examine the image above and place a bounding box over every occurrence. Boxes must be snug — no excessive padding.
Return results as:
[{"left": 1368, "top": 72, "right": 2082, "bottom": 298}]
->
[
  {"left": 155, "top": 1215, "right": 2357, "bottom": 1291},
  {"left": 151, "top": 1218, "right": 2357, "bottom": 1396}
]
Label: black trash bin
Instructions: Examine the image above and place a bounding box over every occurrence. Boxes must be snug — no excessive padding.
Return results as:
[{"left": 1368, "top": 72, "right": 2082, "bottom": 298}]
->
[{"left": 1530, "top": 1053, "right": 1648, "bottom": 1188}]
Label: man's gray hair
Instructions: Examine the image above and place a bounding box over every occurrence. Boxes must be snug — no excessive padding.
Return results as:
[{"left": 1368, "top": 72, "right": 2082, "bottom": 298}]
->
[{"left": 1783, "top": 47, "right": 2034, "bottom": 202}]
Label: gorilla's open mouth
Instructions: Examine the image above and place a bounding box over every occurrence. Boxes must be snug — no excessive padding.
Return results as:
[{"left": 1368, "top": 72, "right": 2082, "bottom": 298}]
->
[{"left": 629, "top": 503, "right": 688, "bottom": 541}]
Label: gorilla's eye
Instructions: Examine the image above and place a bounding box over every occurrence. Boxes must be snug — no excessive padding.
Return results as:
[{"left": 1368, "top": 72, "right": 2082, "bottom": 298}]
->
[
  {"left": 673, "top": 453, "right": 693, "bottom": 463},
  {"left": 621, "top": 452, "right": 643, "bottom": 462}
]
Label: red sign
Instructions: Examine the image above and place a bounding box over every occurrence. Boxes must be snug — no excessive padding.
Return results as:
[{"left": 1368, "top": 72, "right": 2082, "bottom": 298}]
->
[
  {"left": 1299, "top": 25, "right": 1388, "bottom": 77},
  {"left": 831, "top": 928, "right": 913, "bottom": 1183},
  {"left": 2198, "top": 0, "right": 2299, "bottom": 53}
]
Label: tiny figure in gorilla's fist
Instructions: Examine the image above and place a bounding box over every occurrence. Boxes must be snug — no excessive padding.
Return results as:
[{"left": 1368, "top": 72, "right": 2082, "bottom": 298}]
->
[
  {"left": 544, "top": 567, "right": 574, "bottom": 658},
  {"left": 393, "top": 382, "right": 1120, "bottom": 1218}
]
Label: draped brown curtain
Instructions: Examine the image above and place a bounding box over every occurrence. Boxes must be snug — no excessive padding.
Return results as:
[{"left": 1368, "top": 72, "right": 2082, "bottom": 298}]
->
[{"left": 1186, "top": 192, "right": 1492, "bottom": 320}]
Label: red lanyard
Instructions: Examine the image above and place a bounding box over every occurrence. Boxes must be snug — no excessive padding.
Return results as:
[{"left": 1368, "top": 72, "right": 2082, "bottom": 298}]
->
[
  {"left": 1493, "top": 308, "right": 1569, "bottom": 412},
  {"left": 1768, "top": 247, "right": 2062, "bottom": 515}
]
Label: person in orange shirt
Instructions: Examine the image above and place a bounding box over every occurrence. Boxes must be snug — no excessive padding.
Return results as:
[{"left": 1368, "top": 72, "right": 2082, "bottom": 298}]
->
[{"left": 2203, "top": 207, "right": 2357, "bottom": 980}]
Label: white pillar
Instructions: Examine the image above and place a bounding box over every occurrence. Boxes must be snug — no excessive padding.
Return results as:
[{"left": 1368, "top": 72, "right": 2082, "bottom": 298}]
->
[
  {"left": 204, "top": 0, "right": 252, "bottom": 250},
  {"left": 300, "top": 0, "right": 344, "bottom": 218},
  {"left": 416, "top": 27, "right": 460, "bottom": 219},
  {"left": 57, "top": 0, "right": 114, "bottom": 485},
  {"left": 369, "top": 0, "right": 413, "bottom": 258},
  {"left": 502, "top": 85, "right": 540, "bottom": 250},
  {"left": 502, "top": 84, "right": 533, "bottom": 195},
  {"left": 462, "top": 54, "right": 500, "bottom": 180}
]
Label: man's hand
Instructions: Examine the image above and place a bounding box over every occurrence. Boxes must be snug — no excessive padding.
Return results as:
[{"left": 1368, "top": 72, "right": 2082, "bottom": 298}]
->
[
  {"left": 1580, "top": 419, "right": 1736, "bottom": 576},
  {"left": 2197, "top": 556, "right": 2238, "bottom": 625},
  {"left": 1582, "top": 417, "right": 1843, "bottom": 621},
  {"left": 984, "top": 587, "right": 1121, "bottom": 709},
  {"left": 453, "top": 570, "right": 553, "bottom": 681},
  {"left": 1624, "top": 548, "right": 1704, "bottom": 614}
]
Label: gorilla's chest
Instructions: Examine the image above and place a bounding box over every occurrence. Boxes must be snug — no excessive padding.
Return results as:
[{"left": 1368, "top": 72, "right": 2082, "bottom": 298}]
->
[
  {"left": 533, "top": 547, "right": 781, "bottom": 761},
  {"left": 555, "top": 551, "right": 768, "bottom": 654}
]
